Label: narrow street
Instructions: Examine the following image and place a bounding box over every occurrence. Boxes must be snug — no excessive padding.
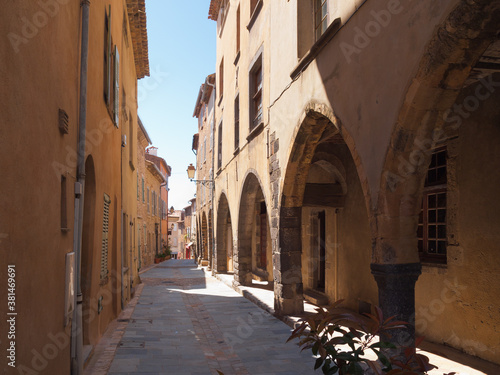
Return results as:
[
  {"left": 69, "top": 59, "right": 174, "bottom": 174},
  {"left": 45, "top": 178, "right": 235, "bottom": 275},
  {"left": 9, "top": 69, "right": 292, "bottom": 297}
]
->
[{"left": 85, "top": 260, "right": 315, "bottom": 375}]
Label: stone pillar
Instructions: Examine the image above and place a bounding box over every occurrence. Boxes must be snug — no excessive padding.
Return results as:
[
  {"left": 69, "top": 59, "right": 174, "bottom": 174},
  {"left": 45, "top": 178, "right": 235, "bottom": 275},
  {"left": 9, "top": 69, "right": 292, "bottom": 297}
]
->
[
  {"left": 371, "top": 263, "right": 421, "bottom": 349},
  {"left": 274, "top": 207, "right": 304, "bottom": 315},
  {"left": 233, "top": 233, "right": 252, "bottom": 286}
]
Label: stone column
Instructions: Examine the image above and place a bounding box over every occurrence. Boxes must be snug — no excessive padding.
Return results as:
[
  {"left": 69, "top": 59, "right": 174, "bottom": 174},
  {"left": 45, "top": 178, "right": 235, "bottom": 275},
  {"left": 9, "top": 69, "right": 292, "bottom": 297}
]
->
[
  {"left": 274, "top": 207, "right": 304, "bottom": 315},
  {"left": 371, "top": 263, "right": 421, "bottom": 349},
  {"left": 233, "top": 232, "right": 252, "bottom": 286}
]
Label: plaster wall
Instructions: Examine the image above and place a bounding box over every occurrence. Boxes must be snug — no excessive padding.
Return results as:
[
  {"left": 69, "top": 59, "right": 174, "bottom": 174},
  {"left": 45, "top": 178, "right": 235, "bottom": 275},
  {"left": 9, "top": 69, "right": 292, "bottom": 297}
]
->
[
  {"left": 0, "top": 0, "right": 144, "bottom": 370},
  {"left": 415, "top": 82, "right": 500, "bottom": 364},
  {"left": 137, "top": 137, "right": 148, "bottom": 269},
  {"left": 0, "top": 1, "right": 81, "bottom": 371},
  {"left": 269, "top": 0, "right": 459, "bottom": 213}
]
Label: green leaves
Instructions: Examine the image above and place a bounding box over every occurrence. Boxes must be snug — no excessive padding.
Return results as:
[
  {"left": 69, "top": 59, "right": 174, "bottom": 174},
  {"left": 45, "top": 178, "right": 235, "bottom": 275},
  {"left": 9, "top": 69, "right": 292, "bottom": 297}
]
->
[{"left": 286, "top": 300, "right": 435, "bottom": 375}]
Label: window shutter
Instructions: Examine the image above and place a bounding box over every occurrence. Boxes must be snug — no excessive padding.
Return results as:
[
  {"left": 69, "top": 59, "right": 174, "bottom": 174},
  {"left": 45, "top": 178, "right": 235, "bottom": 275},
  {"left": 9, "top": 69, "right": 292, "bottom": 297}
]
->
[
  {"left": 142, "top": 177, "right": 145, "bottom": 202},
  {"left": 218, "top": 122, "right": 223, "bottom": 169},
  {"left": 210, "top": 119, "right": 214, "bottom": 150},
  {"left": 101, "top": 193, "right": 111, "bottom": 280},
  {"left": 114, "top": 45, "right": 120, "bottom": 127},
  {"left": 106, "top": 6, "right": 112, "bottom": 106}
]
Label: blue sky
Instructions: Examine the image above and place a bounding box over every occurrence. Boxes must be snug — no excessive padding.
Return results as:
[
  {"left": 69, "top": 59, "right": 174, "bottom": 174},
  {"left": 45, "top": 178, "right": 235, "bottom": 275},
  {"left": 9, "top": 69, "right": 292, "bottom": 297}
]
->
[{"left": 138, "top": 1, "right": 216, "bottom": 210}]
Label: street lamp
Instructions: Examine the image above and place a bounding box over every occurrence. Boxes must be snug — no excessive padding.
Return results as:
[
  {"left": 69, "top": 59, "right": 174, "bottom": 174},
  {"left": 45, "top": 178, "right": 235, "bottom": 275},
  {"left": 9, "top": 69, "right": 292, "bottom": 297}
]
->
[{"left": 186, "top": 164, "right": 213, "bottom": 186}]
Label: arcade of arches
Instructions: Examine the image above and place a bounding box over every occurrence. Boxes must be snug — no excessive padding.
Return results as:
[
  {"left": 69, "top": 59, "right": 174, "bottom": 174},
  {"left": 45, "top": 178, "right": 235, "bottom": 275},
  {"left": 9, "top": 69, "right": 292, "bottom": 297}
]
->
[{"left": 196, "top": 0, "right": 500, "bottom": 364}]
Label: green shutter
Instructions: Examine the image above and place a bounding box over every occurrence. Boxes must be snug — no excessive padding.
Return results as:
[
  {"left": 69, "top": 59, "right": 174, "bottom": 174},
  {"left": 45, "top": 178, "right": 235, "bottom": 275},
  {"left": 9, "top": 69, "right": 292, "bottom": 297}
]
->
[{"left": 142, "top": 178, "right": 145, "bottom": 202}]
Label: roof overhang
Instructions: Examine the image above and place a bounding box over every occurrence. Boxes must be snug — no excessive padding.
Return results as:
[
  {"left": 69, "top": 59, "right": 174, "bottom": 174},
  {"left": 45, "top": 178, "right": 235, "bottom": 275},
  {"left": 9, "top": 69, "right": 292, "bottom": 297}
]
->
[
  {"left": 138, "top": 116, "right": 152, "bottom": 146},
  {"left": 208, "top": 0, "right": 222, "bottom": 21},
  {"left": 126, "top": 0, "right": 150, "bottom": 78},
  {"left": 146, "top": 160, "right": 166, "bottom": 183}
]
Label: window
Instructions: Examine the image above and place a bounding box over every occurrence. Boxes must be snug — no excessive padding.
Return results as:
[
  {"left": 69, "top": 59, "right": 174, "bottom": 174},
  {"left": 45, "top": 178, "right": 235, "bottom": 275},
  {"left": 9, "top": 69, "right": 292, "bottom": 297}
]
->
[
  {"left": 250, "top": 0, "right": 259, "bottom": 16},
  {"left": 234, "top": 95, "right": 240, "bottom": 150},
  {"left": 158, "top": 195, "right": 161, "bottom": 217},
  {"left": 236, "top": 5, "right": 241, "bottom": 55},
  {"left": 219, "top": 57, "right": 224, "bottom": 100},
  {"left": 249, "top": 55, "right": 263, "bottom": 130},
  {"left": 218, "top": 121, "right": 223, "bottom": 170},
  {"left": 147, "top": 187, "right": 150, "bottom": 213},
  {"left": 204, "top": 137, "right": 207, "bottom": 162},
  {"left": 210, "top": 118, "right": 214, "bottom": 150},
  {"left": 100, "top": 193, "right": 111, "bottom": 281},
  {"left": 217, "top": 0, "right": 230, "bottom": 36},
  {"left": 314, "top": 0, "right": 328, "bottom": 41},
  {"left": 152, "top": 191, "right": 156, "bottom": 215},
  {"left": 103, "top": 6, "right": 120, "bottom": 127},
  {"left": 128, "top": 114, "right": 134, "bottom": 166},
  {"left": 418, "top": 148, "right": 447, "bottom": 263},
  {"left": 142, "top": 177, "right": 145, "bottom": 202},
  {"left": 60, "top": 175, "right": 67, "bottom": 230}
]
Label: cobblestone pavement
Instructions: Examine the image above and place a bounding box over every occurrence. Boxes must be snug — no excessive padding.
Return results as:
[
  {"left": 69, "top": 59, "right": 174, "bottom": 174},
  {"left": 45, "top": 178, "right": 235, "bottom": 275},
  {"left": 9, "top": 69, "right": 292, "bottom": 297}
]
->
[{"left": 103, "top": 260, "right": 316, "bottom": 375}]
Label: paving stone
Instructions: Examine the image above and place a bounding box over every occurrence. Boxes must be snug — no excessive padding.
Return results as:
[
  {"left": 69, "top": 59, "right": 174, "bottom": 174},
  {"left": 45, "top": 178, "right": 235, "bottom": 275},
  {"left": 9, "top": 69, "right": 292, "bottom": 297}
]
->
[{"left": 86, "top": 259, "right": 316, "bottom": 375}]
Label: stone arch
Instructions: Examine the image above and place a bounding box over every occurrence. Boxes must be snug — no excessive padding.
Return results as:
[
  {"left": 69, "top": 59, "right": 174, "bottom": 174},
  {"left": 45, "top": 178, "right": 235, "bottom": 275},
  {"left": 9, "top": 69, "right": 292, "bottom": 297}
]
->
[
  {"left": 378, "top": 0, "right": 500, "bottom": 263},
  {"left": 280, "top": 101, "right": 372, "bottom": 213},
  {"left": 275, "top": 103, "right": 373, "bottom": 315},
  {"left": 215, "top": 192, "right": 233, "bottom": 273},
  {"left": 236, "top": 170, "right": 272, "bottom": 286},
  {"left": 374, "top": 0, "right": 500, "bottom": 349}
]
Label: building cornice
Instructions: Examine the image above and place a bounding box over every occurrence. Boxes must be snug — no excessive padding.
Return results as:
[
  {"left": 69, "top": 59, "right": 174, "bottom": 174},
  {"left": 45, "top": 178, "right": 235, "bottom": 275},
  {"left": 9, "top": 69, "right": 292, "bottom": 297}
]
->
[{"left": 126, "top": 0, "right": 150, "bottom": 78}]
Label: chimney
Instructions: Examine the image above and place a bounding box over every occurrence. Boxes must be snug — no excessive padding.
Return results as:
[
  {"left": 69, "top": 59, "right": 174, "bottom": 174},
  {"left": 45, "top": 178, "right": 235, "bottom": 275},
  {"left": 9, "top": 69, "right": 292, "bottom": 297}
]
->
[{"left": 146, "top": 146, "right": 158, "bottom": 156}]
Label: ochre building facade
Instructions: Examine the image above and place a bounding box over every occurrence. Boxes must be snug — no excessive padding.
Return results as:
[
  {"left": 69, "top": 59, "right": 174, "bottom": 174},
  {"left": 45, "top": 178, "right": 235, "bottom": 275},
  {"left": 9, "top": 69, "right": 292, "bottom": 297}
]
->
[
  {"left": 0, "top": 0, "right": 149, "bottom": 373},
  {"left": 204, "top": 0, "right": 500, "bottom": 365}
]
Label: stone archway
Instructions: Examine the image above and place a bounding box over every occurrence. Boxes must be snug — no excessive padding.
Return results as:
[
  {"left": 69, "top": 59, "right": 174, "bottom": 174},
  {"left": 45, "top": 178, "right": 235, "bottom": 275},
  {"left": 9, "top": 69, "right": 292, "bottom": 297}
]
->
[
  {"left": 216, "top": 192, "right": 233, "bottom": 273},
  {"left": 275, "top": 104, "right": 373, "bottom": 315},
  {"left": 236, "top": 171, "right": 272, "bottom": 286},
  {"left": 374, "top": 0, "right": 500, "bottom": 349}
]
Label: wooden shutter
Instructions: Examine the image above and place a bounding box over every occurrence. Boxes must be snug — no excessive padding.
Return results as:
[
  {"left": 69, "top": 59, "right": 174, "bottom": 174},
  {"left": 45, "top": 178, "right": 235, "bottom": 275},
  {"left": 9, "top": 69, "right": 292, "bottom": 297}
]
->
[
  {"left": 106, "top": 6, "right": 112, "bottom": 106},
  {"left": 101, "top": 193, "right": 111, "bottom": 280},
  {"left": 114, "top": 45, "right": 120, "bottom": 127},
  {"left": 218, "top": 122, "right": 222, "bottom": 169}
]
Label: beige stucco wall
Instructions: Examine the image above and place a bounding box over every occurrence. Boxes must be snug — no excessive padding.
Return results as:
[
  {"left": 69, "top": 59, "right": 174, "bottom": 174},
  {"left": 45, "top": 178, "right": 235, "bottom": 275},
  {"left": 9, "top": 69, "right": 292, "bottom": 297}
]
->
[{"left": 0, "top": 0, "right": 145, "bottom": 371}]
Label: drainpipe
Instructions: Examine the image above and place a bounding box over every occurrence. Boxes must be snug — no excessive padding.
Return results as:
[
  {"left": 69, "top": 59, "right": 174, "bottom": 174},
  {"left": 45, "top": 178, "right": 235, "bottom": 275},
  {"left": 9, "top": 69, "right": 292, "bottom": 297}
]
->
[{"left": 71, "top": 1, "right": 90, "bottom": 374}]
